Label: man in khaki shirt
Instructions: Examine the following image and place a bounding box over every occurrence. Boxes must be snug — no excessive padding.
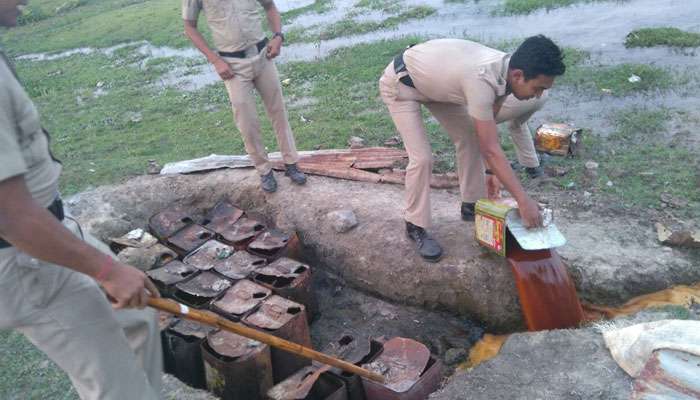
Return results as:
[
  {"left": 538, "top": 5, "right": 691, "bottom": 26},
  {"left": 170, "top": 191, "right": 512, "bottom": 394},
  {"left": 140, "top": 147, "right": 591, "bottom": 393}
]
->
[
  {"left": 379, "top": 36, "right": 565, "bottom": 262},
  {"left": 182, "top": 0, "right": 306, "bottom": 192},
  {"left": 0, "top": 1, "right": 162, "bottom": 399}
]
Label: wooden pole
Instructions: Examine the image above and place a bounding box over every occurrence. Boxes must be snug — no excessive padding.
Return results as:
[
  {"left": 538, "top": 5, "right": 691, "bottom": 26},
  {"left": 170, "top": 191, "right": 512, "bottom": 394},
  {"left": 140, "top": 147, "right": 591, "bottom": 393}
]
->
[{"left": 148, "top": 297, "right": 385, "bottom": 383}]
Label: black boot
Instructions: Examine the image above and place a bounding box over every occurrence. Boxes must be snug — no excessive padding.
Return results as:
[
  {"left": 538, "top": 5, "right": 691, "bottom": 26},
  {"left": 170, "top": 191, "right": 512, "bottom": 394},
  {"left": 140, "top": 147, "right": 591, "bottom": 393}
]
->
[
  {"left": 260, "top": 170, "right": 277, "bottom": 193},
  {"left": 461, "top": 202, "right": 476, "bottom": 221},
  {"left": 406, "top": 221, "right": 443, "bottom": 262},
  {"left": 284, "top": 163, "right": 307, "bottom": 185},
  {"left": 525, "top": 165, "right": 544, "bottom": 178}
]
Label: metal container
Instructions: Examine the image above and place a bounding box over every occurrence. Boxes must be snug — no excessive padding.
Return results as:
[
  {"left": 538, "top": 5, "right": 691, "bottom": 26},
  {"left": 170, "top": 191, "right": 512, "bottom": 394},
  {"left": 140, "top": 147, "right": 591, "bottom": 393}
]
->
[
  {"left": 149, "top": 206, "right": 195, "bottom": 240},
  {"left": 211, "top": 280, "right": 273, "bottom": 321},
  {"left": 117, "top": 243, "right": 178, "bottom": 272},
  {"left": 146, "top": 260, "right": 198, "bottom": 296},
  {"left": 267, "top": 366, "right": 348, "bottom": 400},
  {"left": 167, "top": 225, "right": 215, "bottom": 257},
  {"left": 243, "top": 295, "right": 312, "bottom": 382},
  {"left": 201, "top": 329, "right": 274, "bottom": 400},
  {"left": 535, "top": 123, "right": 582, "bottom": 157},
  {"left": 204, "top": 201, "right": 245, "bottom": 234},
  {"left": 173, "top": 271, "right": 232, "bottom": 308},
  {"left": 247, "top": 230, "right": 291, "bottom": 260},
  {"left": 218, "top": 217, "right": 266, "bottom": 250},
  {"left": 360, "top": 337, "right": 444, "bottom": 400},
  {"left": 183, "top": 240, "right": 236, "bottom": 271},
  {"left": 474, "top": 198, "right": 566, "bottom": 257},
  {"left": 158, "top": 312, "right": 178, "bottom": 375},
  {"left": 322, "top": 334, "right": 375, "bottom": 400},
  {"left": 253, "top": 257, "right": 318, "bottom": 322},
  {"left": 163, "top": 319, "right": 214, "bottom": 389},
  {"left": 214, "top": 251, "right": 267, "bottom": 280}
]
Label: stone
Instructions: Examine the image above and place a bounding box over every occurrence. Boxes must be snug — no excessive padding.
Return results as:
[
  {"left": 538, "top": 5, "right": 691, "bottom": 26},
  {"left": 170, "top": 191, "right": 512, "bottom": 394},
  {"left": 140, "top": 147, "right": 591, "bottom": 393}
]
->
[
  {"left": 444, "top": 348, "right": 467, "bottom": 366},
  {"left": 326, "top": 209, "right": 358, "bottom": 233},
  {"left": 584, "top": 161, "right": 599, "bottom": 170},
  {"left": 348, "top": 136, "right": 366, "bottom": 149}
]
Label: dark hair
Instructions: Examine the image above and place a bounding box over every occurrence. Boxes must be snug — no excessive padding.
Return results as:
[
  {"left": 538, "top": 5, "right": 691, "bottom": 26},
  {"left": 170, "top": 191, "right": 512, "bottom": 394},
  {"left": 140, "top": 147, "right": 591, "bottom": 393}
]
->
[{"left": 509, "top": 35, "right": 565, "bottom": 80}]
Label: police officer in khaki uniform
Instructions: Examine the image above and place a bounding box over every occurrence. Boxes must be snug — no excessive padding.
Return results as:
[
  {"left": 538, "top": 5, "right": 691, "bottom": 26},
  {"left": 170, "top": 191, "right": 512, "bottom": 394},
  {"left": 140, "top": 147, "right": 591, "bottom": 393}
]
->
[
  {"left": 183, "top": 0, "right": 306, "bottom": 193},
  {"left": 379, "top": 36, "right": 565, "bottom": 262},
  {"left": 0, "top": 2, "right": 162, "bottom": 398}
]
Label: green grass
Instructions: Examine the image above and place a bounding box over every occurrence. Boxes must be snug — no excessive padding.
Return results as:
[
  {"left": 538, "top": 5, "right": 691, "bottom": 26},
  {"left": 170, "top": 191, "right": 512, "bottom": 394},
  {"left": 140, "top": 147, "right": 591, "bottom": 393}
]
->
[
  {"left": 281, "top": 0, "right": 333, "bottom": 23},
  {"left": 501, "top": 0, "right": 623, "bottom": 14},
  {"left": 0, "top": 330, "right": 77, "bottom": 399},
  {"left": 626, "top": 27, "right": 700, "bottom": 48},
  {"left": 561, "top": 62, "right": 675, "bottom": 96}
]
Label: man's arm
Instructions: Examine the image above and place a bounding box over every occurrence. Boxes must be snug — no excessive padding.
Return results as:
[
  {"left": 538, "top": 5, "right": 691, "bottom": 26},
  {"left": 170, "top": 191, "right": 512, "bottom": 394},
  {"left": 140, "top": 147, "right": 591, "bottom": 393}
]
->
[
  {"left": 262, "top": 1, "right": 283, "bottom": 59},
  {"left": 183, "top": 19, "right": 234, "bottom": 80},
  {"left": 0, "top": 175, "right": 159, "bottom": 308},
  {"left": 473, "top": 118, "right": 543, "bottom": 228}
]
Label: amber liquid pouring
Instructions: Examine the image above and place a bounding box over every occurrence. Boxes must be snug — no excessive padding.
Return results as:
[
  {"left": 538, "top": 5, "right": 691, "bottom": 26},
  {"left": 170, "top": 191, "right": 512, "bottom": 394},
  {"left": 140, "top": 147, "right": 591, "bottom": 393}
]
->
[{"left": 506, "top": 233, "right": 584, "bottom": 331}]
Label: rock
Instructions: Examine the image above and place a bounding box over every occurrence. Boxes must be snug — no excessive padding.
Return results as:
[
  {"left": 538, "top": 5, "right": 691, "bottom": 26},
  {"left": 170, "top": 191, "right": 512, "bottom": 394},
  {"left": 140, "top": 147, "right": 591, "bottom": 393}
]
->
[
  {"left": 147, "top": 160, "right": 161, "bottom": 175},
  {"left": 655, "top": 223, "right": 700, "bottom": 248},
  {"left": 326, "top": 209, "right": 358, "bottom": 233},
  {"left": 544, "top": 166, "right": 569, "bottom": 177},
  {"left": 384, "top": 136, "right": 402, "bottom": 146},
  {"left": 348, "top": 136, "right": 366, "bottom": 149},
  {"left": 659, "top": 193, "right": 688, "bottom": 208},
  {"left": 444, "top": 348, "right": 467, "bottom": 366},
  {"left": 584, "top": 161, "right": 599, "bottom": 170}
]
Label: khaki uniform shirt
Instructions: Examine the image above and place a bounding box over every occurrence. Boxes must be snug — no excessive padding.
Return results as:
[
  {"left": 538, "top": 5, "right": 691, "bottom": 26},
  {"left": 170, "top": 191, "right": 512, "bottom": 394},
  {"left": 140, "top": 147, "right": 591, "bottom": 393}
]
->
[
  {"left": 403, "top": 39, "right": 510, "bottom": 121},
  {"left": 0, "top": 52, "right": 62, "bottom": 207},
  {"left": 182, "top": 0, "right": 273, "bottom": 53}
]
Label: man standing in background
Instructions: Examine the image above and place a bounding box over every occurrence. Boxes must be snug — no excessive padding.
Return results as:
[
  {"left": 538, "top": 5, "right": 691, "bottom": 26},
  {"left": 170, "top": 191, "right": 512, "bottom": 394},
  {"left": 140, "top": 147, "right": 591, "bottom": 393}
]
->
[{"left": 183, "top": 0, "right": 307, "bottom": 193}]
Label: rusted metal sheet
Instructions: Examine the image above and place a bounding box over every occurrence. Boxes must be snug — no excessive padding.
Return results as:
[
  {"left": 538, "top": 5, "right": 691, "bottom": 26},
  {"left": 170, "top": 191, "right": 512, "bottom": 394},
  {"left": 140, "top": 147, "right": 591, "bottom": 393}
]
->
[
  {"left": 253, "top": 257, "right": 318, "bottom": 321},
  {"left": 219, "top": 217, "right": 266, "bottom": 249},
  {"left": 202, "top": 330, "right": 274, "bottom": 400},
  {"left": 211, "top": 280, "right": 272, "bottom": 321},
  {"left": 247, "top": 230, "right": 291, "bottom": 259},
  {"left": 167, "top": 225, "right": 215, "bottom": 256},
  {"left": 267, "top": 366, "right": 348, "bottom": 400},
  {"left": 163, "top": 319, "right": 215, "bottom": 389},
  {"left": 174, "top": 271, "right": 232, "bottom": 308},
  {"left": 149, "top": 206, "right": 195, "bottom": 239},
  {"left": 183, "top": 240, "right": 236, "bottom": 271},
  {"left": 361, "top": 338, "right": 444, "bottom": 400},
  {"left": 323, "top": 334, "right": 374, "bottom": 400},
  {"left": 109, "top": 228, "right": 158, "bottom": 253},
  {"left": 204, "top": 201, "right": 245, "bottom": 234},
  {"left": 147, "top": 260, "right": 198, "bottom": 296},
  {"left": 244, "top": 295, "right": 312, "bottom": 382},
  {"left": 631, "top": 349, "right": 700, "bottom": 400},
  {"left": 117, "top": 243, "right": 178, "bottom": 272},
  {"left": 214, "top": 250, "right": 267, "bottom": 280}
]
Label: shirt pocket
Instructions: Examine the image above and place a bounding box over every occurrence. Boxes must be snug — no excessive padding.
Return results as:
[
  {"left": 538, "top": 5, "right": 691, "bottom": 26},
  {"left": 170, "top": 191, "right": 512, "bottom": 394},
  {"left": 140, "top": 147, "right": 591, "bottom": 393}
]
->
[{"left": 204, "top": 0, "right": 231, "bottom": 19}]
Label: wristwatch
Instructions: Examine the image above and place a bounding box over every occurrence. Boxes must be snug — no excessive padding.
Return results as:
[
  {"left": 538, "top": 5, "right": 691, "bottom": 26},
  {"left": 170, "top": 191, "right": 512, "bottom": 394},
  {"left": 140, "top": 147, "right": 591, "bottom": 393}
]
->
[{"left": 272, "top": 32, "right": 285, "bottom": 42}]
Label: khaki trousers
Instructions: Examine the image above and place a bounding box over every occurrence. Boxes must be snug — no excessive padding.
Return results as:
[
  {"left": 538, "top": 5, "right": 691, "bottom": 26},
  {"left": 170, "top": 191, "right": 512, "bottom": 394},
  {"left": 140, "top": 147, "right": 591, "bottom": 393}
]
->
[
  {"left": 0, "top": 216, "right": 162, "bottom": 400},
  {"left": 223, "top": 51, "right": 298, "bottom": 175},
  {"left": 379, "top": 63, "right": 547, "bottom": 228}
]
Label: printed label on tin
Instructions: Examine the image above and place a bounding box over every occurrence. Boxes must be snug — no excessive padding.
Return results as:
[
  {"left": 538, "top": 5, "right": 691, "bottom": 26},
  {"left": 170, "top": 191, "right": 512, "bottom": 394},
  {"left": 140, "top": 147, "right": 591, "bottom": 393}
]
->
[{"left": 475, "top": 214, "right": 503, "bottom": 252}]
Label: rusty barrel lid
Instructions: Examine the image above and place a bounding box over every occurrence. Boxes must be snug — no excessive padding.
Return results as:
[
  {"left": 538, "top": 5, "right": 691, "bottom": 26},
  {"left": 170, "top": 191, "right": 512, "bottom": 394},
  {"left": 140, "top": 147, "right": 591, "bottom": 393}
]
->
[
  {"left": 170, "top": 318, "right": 214, "bottom": 339},
  {"left": 167, "top": 225, "right": 215, "bottom": 255},
  {"left": 214, "top": 251, "right": 267, "bottom": 280},
  {"left": 248, "top": 230, "right": 290, "bottom": 252},
  {"left": 244, "top": 295, "right": 305, "bottom": 330},
  {"left": 362, "top": 337, "right": 430, "bottom": 393},
  {"left": 220, "top": 217, "right": 265, "bottom": 243},
  {"left": 147, "top": 260, "right": 198, "bottom": 286},
  {"left": 324, "top": 333, "right": 373, "bottom": 365},
  {"left": 175, "top": 271, "right": 232, "bottom": 298},
  {"left": 149, "top": 206, "right": 195, "bottom": 239},
  {"left": 212, "top": 280, "right": 272, "bottom": 316},
  {"left": 204, "top": 201, "right": 245, "bottom": 233},
  {"left": 183, "top": 240, "right": 235, "bottom": 271},
  {"left": 256, "top": 257, "right": 309, "bottom": 279},
  {"left": 206, "top": 329, "right": 265, "bottom": 360}
]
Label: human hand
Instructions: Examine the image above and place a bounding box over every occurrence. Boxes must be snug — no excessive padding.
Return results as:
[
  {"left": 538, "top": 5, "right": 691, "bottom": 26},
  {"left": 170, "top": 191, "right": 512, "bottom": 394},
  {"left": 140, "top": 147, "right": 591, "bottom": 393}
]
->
[
  {"left": 213, "top": 57, "right": 234, "bottom": 80},
  {"left": 266, "top": 36, "right": 282, "bottom": 59},
  {"left": 486, "top": 175, "right": 502, "bottom": 199},
  {"left": 517, "top": 196, "right": 543, "bottom": 229},
  {"left": 97, "top": 258, "right": 160, "bottom": 309}
]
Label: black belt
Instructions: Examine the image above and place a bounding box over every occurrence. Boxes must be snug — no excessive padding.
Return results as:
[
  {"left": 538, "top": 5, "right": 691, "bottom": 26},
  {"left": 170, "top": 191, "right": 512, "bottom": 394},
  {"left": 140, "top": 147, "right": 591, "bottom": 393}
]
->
[
  {"left": 218, "top": 38, "right": 269, "bottom": 58},
  {"left": 393, "top": 48, "right": 415, "bottom": 88},
  {"left": 0, "top": 197, "right": 64, "bottom": 249}
]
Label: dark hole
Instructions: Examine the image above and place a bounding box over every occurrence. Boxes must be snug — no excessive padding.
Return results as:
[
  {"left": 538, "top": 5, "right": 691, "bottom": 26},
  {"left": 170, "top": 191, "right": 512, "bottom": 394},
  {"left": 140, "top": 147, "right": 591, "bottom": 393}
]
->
[
  {"left": 178, "top": 270, "right": 195, "bottom": 278},
  {"left": 253, "top": 224, "right": 264, "bottom": 231},
  {"left": 253, "top": 292, "right": 266, "bottom": 299},
  {"left": 159, "top": 254, "right": 174, "bottom": 264},
  {"left": 256, "top": 274, "right": 294, "bottom": 288},
  {"left": 339, "top": 336, "right": 354, "bottom": 346},
  {"left": 198, "top": 232, "right": 212, "bottom": 240},
  {"left": 252, "top": 260, "right": 265, "bottom": 266},
  {"left": 181, "top": 217, "right": 193, "bottom": 224},
  {"left": 201, "top": 218, "right": 211, "bottom": 225},
  {"left": 287, "top": 307, "right": 301, "bottom": 315},
  {"left": 294, "top": 266, "right": 307, "bottom": 274},
  {"left": 341, "top": 371, "right": 354, "bottom": 377}
]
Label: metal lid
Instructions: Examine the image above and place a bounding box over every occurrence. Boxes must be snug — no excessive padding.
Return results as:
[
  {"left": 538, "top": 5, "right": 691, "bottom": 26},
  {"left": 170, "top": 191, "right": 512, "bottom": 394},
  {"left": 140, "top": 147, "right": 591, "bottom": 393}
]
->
[
  {"left": 170, "top": 318, "right": 214, "bottom": 339},
  {"left": 248, "top": 230, "right": 290, "bottom": 252},
  {"left": 213, "top": 251, "right": 267, "bottom": 280},
  {"left": 183, "top": 240, "right": 235, "bottom": 271},
  {"left": 147, "top": 260, "right": 197, "bottom": 286},
  {"left": 362, "top": 337, "right": 430, "bottom": 393},
  {"left": 506, "top": 210, "right": 567, "bottom": 250},
  {"left": 212, "top": 280, "right": 272, "bottom": 316},
  {"left": 206, "top": 330, "right": 264, "bottom": 359},
  {"left": 167, "top": 225, "right": 215, "bottom": 254},
  {"left": 204, "top": 201, "right": 244, "bottom": 233},
  {"left": 256, "top": 257, "right": 308, "bottom": 278},
  {"left": 220, "top": 217, "right": 265, "bottom": 243},
  {"left": 244, "top": 295, "right": 305, "bottom": 330},
  {"left": 323, "top": 334, "right": 372, "bottom": 365},
  {"left": 175, "top": 271, "right": 232, "bottom": 298},
  {"left": 149, "top": 206, "right": 194, "bottom": 239}
]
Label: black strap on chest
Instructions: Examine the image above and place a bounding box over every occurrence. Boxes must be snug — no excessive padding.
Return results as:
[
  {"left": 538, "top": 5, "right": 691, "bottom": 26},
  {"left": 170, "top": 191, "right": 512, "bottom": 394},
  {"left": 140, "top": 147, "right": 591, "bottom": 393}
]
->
[{"left": 1, "top": 51, "right": 62, "bottom": 165}]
